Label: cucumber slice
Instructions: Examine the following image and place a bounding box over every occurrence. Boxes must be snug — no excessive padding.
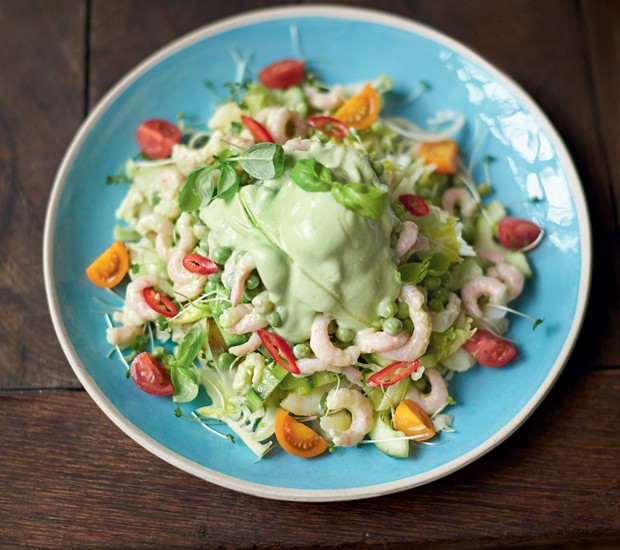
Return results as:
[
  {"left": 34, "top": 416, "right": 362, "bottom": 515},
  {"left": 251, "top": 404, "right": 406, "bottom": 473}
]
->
[
  {"left": 168, "top": 303, "right": 211, "bottom": 325},
  {"left": 369, "top": 412, "right": 409, "bottom": 458},
  {"left": 251, "top": 362, "right": 288, "bottom": 401},
  {"left": 213, "top": 316, "right": 250, "bottom": 348},
  {"left": 280, "top": 373, "right": 314, "bottom": 395}
]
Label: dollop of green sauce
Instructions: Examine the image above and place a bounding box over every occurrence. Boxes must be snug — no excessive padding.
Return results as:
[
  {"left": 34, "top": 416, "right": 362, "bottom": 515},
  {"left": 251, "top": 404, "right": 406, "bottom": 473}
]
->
[{"left": 201, "top": 141, "right": 400, "bottom": 342}]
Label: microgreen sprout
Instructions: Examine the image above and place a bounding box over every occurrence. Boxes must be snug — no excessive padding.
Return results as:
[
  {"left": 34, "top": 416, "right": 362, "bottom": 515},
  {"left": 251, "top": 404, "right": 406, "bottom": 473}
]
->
[{"left": 485, "top": 304, "right": 544, "bottom": 330}]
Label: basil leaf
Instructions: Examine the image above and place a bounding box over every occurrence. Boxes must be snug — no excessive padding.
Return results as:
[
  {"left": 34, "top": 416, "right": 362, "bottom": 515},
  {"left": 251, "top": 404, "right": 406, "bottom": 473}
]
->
[
  {"left": 398, "top": 259, "right": 430, "bottom": 284},
  {"left": 291, "top": 159, "right": 334, "bottom": 192},
  {"left": 171, "top": 366, "right": 199, "bottom": 403},
  {"left": 238, "top": 143, "right": 285, "bottom": 180},
  {"left": 217, "top": 164, "right": 240, "bottom": 200},
  {"left": 174, "top": 323, "right": 204, "bottom": 368},
  {"left": 330, "top": 182, "right": 388, "bottom": 220},
  {"left": 178, "top": 166, "right": 214, "bottom": 211}
]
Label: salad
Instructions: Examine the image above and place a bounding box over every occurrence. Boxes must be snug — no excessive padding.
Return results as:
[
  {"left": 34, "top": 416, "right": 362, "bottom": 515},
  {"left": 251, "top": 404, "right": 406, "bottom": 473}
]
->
[{"left": 86, "top": 58, "right": 543, "bottom": 460}]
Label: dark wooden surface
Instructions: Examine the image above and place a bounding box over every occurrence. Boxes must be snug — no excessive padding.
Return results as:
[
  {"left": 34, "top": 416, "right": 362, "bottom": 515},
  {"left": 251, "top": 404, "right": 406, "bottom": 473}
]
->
[{"left": 0, "top": 0, "right": 618, "bottom": 548}]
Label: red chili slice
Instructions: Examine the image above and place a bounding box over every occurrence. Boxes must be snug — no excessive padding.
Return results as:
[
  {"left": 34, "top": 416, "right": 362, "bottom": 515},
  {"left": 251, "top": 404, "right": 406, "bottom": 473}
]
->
[
  {"left": 257, "top": 329, "right": 300, "bottom": 374},
  {"left": 497, "top": 216, "right": 542, "bottom": 251},
  {"left": 367, "top": 360, "right": 421, "bottom": 388},
  {"left": 241, "top": 115, "right": 275, "bottom": 143},
  {"left": 182, "top": 253, "right": 218, "bottom": 276},
  {"left": 259, "top": 59, "right": 305, "bottom": 90},
  {"left": 399, "top": 194, "right": 429, "bottom": 217},
  {"left": 307, "top": 115, "right": 349, "bottom": 138},
  {"left": 136, "top": 119, "right": 182, "bottom": 159},
  {"left": 143, "top": 287, "right": 178, "bottom": 318}
]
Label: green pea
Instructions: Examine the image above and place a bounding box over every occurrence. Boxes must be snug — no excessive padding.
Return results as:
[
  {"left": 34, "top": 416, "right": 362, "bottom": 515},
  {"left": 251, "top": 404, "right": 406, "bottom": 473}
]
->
[
  {"left": 245, "top": 272, "right": 260, "bottom": 290},
  {"left": 371, "top": 160, "right": 385, "bottom": 177},
  {"left": 378, "top": 298, "right": 397, "bottom": 319},
  {"left": 208, "top": 271, "right": 222, "bottom": 284},
  {"left": 266, "top": 310, "right": 282, "bottom": 327},
  {"left": 478, "top": 183, "right": 493, "bottom": 197},
  {"left": 402, "top": 318, "right": 414, "bottom": 332},
  {"left": 435, "top": 287, "right": 449, "bottom": 303},
  {"left": 335, "top": 326, "right": 356, "bottom": 343},
  {"left": 252, "top": 293, "right": 274, "bottom": 315},
  {"left": 151, "top": 346, "right": 166, "bottom": 359},
  {"left": 396, "top": 301, "right": 409, "bottom": 320},
  {"left": 219, "top": 301, "right": 231, "bottom": 312},
  {"left": 425, "top": 276, "right": 441, "bottom": 290},
  {"left": 382, "top": 317, "right": 403, "bottom": 336},
  {"left": 243, "top": 286, "right": 261, "bottom": 300},
  {"left": 212, "top": 246, "right": 232, "bottom": 264},
  {"left": 217, "top": 352, "right": 236, "bottom": 369},
  {"left": 417, "top": 187, "right": 433, "bottom": 200},
  {"left": 317, "top": 132, "right": 331, "bottom": 143},
  {"left": 392, "top": 202, "right": 406, "bottom": 218},
  {"left": 204, "top": 280, "right": 217, "bottom": 293},
  {"left": 429, "top": 297, "right": 444, "bottom": 312},
  {"left": 293, "top": 343, "right": 311, "bottom": 359}
]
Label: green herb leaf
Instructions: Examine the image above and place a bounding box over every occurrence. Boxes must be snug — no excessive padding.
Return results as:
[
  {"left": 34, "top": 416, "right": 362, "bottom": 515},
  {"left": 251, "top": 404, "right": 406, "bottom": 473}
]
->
[
  {"left": 174, "top": 324, "right": 204, "bottom": 369},
  {"left": 129, "top": 263, "right": 140, "bottom": 274},
  {"left": 291, "top": 159, "right": 334, "bottom": 192},
  {"left": 178, "top": 166, "right": 215, "bottom": 211},
  {"left": 174, "top": 405, "right": 183, "bottom": 418},
  {"left": 532, "top": 318, "right": 544, "bottom": 330},
  {"left": 237, "top": 143, "right": 285, "bottom": 180},
  {"left": 330, "top": 182, "right": 388, "bottom": 220},
  {"left": 106, "top": 173, "right": 131, "bottom": 185},
  {"left": 216, "top": 164, "right": 240, "bottom": 200},
  {"left": 171, "top": 366, "right": 199, "bottom": 403},
  {"left": 398, "top": 259, "right": 430, "bottom": 284}
]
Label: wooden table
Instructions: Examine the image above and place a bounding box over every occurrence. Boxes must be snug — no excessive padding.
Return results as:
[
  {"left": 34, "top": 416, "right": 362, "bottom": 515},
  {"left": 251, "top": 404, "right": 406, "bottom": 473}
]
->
[{"left": 1, "top": 1, "right": 618, "bottom": 548}]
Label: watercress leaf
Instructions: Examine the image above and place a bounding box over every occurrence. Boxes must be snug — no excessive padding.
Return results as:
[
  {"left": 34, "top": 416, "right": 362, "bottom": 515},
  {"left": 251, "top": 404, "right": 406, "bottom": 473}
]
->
[
  {"left": 171, "top": 366, "right": 199, "bottom": 403},
  {"left": 398, "top": 258, "right": 430, "bottom": 284},
  {"left": 330, "top": 182, "right": 388, "bottom": 220},
  {"left": 291, "top": 159, "right": 334, "bottom": 192},
  {"left": 217, "top": 164, "right": 240, "bottom": 200},
  {"left": 238, "top": 142, "right": 284, "bottom": 180},
  {"left": 174, "top": 323, "right": 204, "bottom": 368},
  {"left": 179, "top": 166, "right": 214, "bottom": 211}
]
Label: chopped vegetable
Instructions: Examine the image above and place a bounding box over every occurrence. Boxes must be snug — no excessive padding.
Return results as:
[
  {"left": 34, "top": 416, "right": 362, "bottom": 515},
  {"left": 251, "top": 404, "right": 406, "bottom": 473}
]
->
[
  {"left": 136, "top": 119, "right": 182, "bottom": 159},
  {"left": 393, "top": 399, "right": 436, "bottom": 441},
  {"left": 307, "top": 115, "right": 349, "bottom": 138},
  {"left": 130, "top": 352, "right": 174, "bottom": 396},
  {"left": 86, "top": 241, "right": 129, "bottom": 288},
  {"left": 274, "top": 410, "right": 328, "bottom": 458},
  {"left": 367, "top": 360, "right": 421, "bottom": 388},
  {"left": 143, "top": 287, "right": 178, "bottom": 318},
  {"left": 462, "top": 329, "right": 516, "bottom": 367},
  {"left": 419, "top": 140, "right": 459, "bottom": 174},
  {"left": 259, "top": 59, "right": 305, "bottom": 89},
  {"left": 333, "top": 84, "right": 380, "bottom": 130},
  {"left": 497, "top": 217, "right": 543, "bottom": 251},
  {"left": 241, "top": 115, "right": 275, "bottom": 143},
  {"left": 399, "top": 194, "right": 429, "bottom": 217},
  {"left": 257, "top": 330, "right": 301, "bottom": 374},
  {"left": 182, "top": 253, "right": 219, "bottom": 275}
]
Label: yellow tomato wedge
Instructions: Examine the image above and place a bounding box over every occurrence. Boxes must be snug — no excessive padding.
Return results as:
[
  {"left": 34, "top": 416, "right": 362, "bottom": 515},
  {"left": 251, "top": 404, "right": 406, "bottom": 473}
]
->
[
  {"left": 275, "top": 410, "right": 328, "bottom": 458},
  {"left": 393, "top": 399, "right": 436, "bottom": 442},
  {"left": 419, "top": 140, "right": 459, "bottom": 174},
  {"left": 85, "top": 241, "right": 129, "bottom": 288},
  {"left": 333, "top": 83, "right": 380, "bottom": 130}
]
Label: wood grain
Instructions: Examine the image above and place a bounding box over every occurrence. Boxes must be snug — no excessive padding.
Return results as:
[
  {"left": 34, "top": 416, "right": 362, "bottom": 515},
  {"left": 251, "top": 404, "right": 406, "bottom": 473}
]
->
[
  {"left": 0, "top": 0, "right": 86, "bottom": 389},
  {"left": 0, "top": 367, "right": 617, "bottom": 549}
]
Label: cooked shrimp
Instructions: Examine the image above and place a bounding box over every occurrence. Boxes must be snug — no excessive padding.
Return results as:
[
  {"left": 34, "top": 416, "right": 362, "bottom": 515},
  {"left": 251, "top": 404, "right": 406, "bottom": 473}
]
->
[
  {"left": 175, "top": 212, "right": 198, "bottom": 253},
  {"left": 303, "top": 84, "right": 345, "bottom": 111},
  {"left": 476, "top": 248, "right": 505, "bottom": 265},
  {"left": 354, "top": 328, "right": 409, "bottom": 354},
  {"left": 429, "top": 292, "right": 461, "bottom": 333},
  {"left": 310, "top": 314, "right": 360, "bottom": 367},
  {"left": 171, "top": 131, "right": 222, "bottom": 175},
  {"left": 322, "top": 388, "right": 373, "bottom": 447},
  {"left": 255, "top": 107, "right": 308, "bottom": 145},
  {"left": 222, "top": 134, "right": 254, "bottom": 150},
  {"left": 156, "top": 167, "right": 184, "bottom": 192},
  {"left": 136, "top": 213, "right": 173, "bottom": 261},
  {"left": 106, "top": 324, "right": 143, "bottom": 346},
  {"left": 124, "top": 275, "right": 175, "bottom": 324},
  {"left": 461, "top": 276, "right": 507, "bottom": 318},
  {"left": 219, "top": 304, "right": 252, "bottom": 329},
  {"left": 394, "top": 221, "right": 419, "bottom": 264},
  {"left": 441, "top": 188, "right": 478, "bottom": 218},
  {"left": 411, "top": 234, "right": 429, "bottom": 254},
  {"left": 219, "top": 304, "right": 268, "bottom": 335},
  {"left": 167, "top": 248, "right": 206, "bottom": 301},
  {"left": 295, "top": 358, "right": 360, "bottom": 383},
  {"left": 380, "top": 285, "right": 432, "bottom": 362},
  {"left": 487, "top": 262, "right": 524, "bottom": 301},
  {"left": 405, "top": 368, "right": 448, "bottom": 415},
  {"left": 230, "top": 252, "right": 257, "bottom": 306},
  {"left": 229, "top": 332, "right": 262, "bottom": 357},
  {"left": 233, "top": 353, "right": 264, "bottom": 392},
  {"left": 283, "top": 138, "right": 313, "bottom": 153}
]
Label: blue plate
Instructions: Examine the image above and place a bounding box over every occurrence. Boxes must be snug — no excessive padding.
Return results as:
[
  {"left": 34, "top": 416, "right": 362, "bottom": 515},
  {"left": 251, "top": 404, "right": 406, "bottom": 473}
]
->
[{"left": 44, "top": 6, "right": 591, "bottom": 501}]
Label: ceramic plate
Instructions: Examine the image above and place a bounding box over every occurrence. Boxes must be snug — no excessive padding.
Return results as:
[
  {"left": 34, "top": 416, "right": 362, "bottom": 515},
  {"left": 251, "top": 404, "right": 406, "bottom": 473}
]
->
[{"left": 43, "top": 5, "right": 591, "bottom": 502}]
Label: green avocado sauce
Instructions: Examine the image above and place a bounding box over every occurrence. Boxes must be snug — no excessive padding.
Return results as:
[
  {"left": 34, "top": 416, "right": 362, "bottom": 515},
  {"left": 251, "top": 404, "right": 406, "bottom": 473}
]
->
[{"left": 201, "top": 142, "right": 401, "bottom": 342}]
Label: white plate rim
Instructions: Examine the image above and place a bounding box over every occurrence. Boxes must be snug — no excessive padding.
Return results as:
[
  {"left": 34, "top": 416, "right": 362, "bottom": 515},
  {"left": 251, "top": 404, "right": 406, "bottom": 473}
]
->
[{"left": 43, "top": 4, "right": 592, "bottom": 502}]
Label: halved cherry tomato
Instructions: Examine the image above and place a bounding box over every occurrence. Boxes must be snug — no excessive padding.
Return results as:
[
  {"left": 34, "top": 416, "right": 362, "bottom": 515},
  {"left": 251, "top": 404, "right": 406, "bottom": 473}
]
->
[
  {"left": 182, "top": 253, "right": 218, "bottom": 276},
  {"left": 333, "top": 84, "right": 380, "bottom": 130},
  {"left": 307, "top": 115, "right": 349, "bottom": 138},
  {"left": 399, "top": 194, "right": 429, "bottom": 217},
  {"left": 136, "top": 119, "right": 182, "bottom": 159},
  {"left": 367, "top": 360, "right": 421, "bottom": 388},
  {"left": 143, "top": 287, "right": 178, "bottom": 318},
  {"left": 241, "top": 115, "right": 275, "bottom": 143},
  {"left": 257, "top": 329, "right": 300, "bottom": 374},
  {"left": 130, "top": 352, "right": 174, "bottom": 396},
  {"left": 393, "top": 399, "right": 436, "bottom": 441},
  {"left": 419, "top": 140, "right": 459, "bottom": 175},
  {"left": 497, "top": 217, "right": 542, "bottom": 251},
  {"left": 86, "top": 241, "right": 129, "bottom": 288},
  {"left": 259, "top": 59, "right": 305, "bottom": 90},
  {"left": 274, "top": 410, "right": 328, "bottom": 458},
  {"left": 463, "top": 329, "right": 516, "bottom": 367}
]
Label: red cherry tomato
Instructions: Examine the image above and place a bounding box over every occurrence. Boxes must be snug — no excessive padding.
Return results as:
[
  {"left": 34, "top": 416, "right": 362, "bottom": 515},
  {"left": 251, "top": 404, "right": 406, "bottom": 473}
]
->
[
  {"left": 136, "top": 119, "right": 182, "bottom": 159},
  {"left": 143, "top": 287, "right": 178, "bottom": 318},
  {"left": 130, "top": 352, "right": 174, "bottom": 396},
  {"left": 462, "top": 329, "right": 516, "bottom": 367},
  {"left": 399, "top": 194, "right": 429, "bottom": 217},
  {"left": 241, "top": 115, "right": 275, "bottom": 143},
  {"left": 257, "top": 330, "right": 300, "bottom": 374},
  {"left": 307, "top": 115, "right": 349, "bottom": 138},
  {"left": 367, "top": 360, "right": 421, "bottom": 388},
  {"left": 259, "top": 59, "right": 305, "bottom": 90},
  {"left": 182, "top": 253, "right": 218, "bottom": 276},
  {"left": 497, "top": 217, "right": 542, "bottom": 250}
]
